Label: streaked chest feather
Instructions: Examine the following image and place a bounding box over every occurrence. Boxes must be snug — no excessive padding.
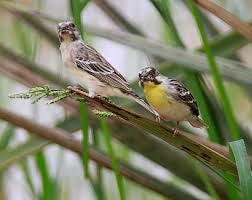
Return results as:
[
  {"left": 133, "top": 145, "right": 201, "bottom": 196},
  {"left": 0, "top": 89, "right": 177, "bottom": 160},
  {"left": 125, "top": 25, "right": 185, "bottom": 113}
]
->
[{"left": 143, "top": 82, "right": 190, "bottom": 121}]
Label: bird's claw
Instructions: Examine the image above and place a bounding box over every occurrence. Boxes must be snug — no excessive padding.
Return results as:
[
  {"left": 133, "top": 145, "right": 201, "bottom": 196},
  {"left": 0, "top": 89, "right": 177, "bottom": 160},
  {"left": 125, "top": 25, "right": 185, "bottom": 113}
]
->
[
  {"left": 101, "top": 96, "right": 112, "bottom": 103},
  {"left": 92, "top": 95, "right": 112, "bottom": 103},
  {"left": 155, "top": 114, "right": 161, "bottom": 123},
  {"left": 171, "top": 127, "right": 179, "bottom": 137}
]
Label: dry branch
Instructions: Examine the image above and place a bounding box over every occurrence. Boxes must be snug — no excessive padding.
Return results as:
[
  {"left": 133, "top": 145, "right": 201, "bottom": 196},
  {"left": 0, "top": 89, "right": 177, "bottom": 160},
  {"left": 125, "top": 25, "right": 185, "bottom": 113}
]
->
[
  {"left": 195, "top": 0, "right": 252, "bottom": 42},
  {"left": 66, "top": 87, "right": 237, "bottom": 175},
  {"left": 0, "top": 106, "right": 198, "bottom": 200}
]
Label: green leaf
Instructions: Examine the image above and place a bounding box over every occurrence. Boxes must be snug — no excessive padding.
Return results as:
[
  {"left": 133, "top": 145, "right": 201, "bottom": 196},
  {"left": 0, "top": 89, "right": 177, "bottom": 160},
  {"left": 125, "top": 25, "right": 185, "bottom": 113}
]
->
[
  {"left": 71, "top": 0, "right": 90, "bottom": 180},
  {"left": 100, "top": 120, "right": 125, "bottom": 200},
  {"left": 0, "top": 125, "right": 15, "bottom": 150},
  {"left": 229, "top": 140, "right": 252, "bottom": 200},
  {"left": 80, "top": 102, "right": 89, "bottom": 178},
  {"left": 0, "top": 137, "right": 48, "bottom": 170},
  {"left": 20, "top": 159, "right": 37, "bottom": 197},
  {"left": 150, "top": 0, "right": 184, "bottom": 46},
  {"left": 35, "top": 151, "right": 52, "bottom": 200},
  {"left": 80, "top": 0, "right": 90, "bottom": 11},
  {"left": 187, "top": 0, "right": 240, "bottom": 140},
  {"left": 191, "top": 159, "right": 220, "bottom": 200}
]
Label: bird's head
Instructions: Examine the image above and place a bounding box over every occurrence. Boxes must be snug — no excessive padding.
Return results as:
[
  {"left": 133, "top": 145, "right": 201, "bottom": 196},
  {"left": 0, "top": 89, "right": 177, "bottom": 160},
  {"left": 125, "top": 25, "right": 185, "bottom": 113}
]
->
[
  {"left": 57, "top": 21, "right": 80, "bottom": 43},
  {"left": 138, "top": 67, "right": 161, "bottom": 88}
]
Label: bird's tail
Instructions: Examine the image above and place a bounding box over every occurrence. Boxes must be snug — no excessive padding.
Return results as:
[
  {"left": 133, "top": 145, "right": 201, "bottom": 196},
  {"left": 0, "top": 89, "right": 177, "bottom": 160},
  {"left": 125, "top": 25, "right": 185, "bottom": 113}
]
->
[
  {"left": 128, "top": 94, "right": 160, "bottom": 120},
  {"left": 188, "top": 116, "right": 208, "bottom": 128}
]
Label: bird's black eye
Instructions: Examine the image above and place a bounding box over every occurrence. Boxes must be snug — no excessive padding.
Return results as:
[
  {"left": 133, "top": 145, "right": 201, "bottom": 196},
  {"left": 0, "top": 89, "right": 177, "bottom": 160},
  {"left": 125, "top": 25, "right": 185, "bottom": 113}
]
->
[{"left": 70, "top": 23, "right": 75, "bottom": 28}]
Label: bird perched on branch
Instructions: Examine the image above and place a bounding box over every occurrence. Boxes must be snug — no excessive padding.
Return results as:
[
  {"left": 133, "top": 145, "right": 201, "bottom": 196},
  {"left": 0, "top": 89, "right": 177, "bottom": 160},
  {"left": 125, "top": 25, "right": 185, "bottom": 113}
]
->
[
  {"left": 139, "top": 67, "right": 207, "bottom": 136},
  {"left": 57, "top": 21, "right": 159, "bottom": 119}
]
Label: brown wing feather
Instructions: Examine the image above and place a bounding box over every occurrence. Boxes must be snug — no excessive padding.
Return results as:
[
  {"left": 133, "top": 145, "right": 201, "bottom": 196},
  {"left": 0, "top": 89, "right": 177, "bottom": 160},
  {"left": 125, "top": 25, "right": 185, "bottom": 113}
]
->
[
  {"left": 169, "top": 79, "right": 199, "bottom": 116},
  {"left": 72, "top": 42, "right": 133, "bottom": 94}
]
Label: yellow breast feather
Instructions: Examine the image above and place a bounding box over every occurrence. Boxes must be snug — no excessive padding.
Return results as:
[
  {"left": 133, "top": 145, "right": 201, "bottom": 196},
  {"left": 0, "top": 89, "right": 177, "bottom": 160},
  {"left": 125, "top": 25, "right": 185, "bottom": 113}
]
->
[{"left": 143, "top": 82, "right": 172, "bottom": 110}]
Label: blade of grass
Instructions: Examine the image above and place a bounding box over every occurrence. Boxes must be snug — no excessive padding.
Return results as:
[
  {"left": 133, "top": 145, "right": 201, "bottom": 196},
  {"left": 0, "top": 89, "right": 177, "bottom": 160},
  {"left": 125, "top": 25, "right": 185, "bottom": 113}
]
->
[
  {"left": 150, "top": 0, "right": 184, "bottom": 46},
  {"left": 149, "top": 2, "right": 222, "bottom": 198},
  {"left": 191, "top": 159, "right": 221, "bottom": 200},
  {"left": 80, "top": 0, "right": 90, "bottom": 11},
  {"left": 70, "top": 0, "right": 84, "bottom": 37},
  {"left": 0, "top": 125, "right": 15, "bottom": 150},
  {"left": 149, "top": 0, "right": 222, "bottom": 144},
  {"left": 0, "top": 124, "right": 15, "bottom": 200},
  {"left": 20, "top": 159, "right": 37, "bottom": 197},
  {"left": 92, "top": 129, "right": 106, "bottom": 200},
  {"left": 13, "top": 20, "right": 33, "bottom": 56},
  {"left": 71, "top": 0, "right": 90, "bottom": 179},
  {"left": 188, "top": 1, "right": 241, "bottom": 198},
  {"left": 13, "top": 15, "right": 53, "bottom": 200},
  {"left": 35, "top": 151, "right": 52, "bottom": 200},
  {"left": 229, "top": 140, "right": 252, "bottom": 200},
  {"left": 80, "top": 102, "right": 89, "bottom": 178},
  {"left": 187, "top": 0, "right": 240, "bottom": 140},
  {"left": 100, "top": 119, "right": 125, "bottom": 200}
]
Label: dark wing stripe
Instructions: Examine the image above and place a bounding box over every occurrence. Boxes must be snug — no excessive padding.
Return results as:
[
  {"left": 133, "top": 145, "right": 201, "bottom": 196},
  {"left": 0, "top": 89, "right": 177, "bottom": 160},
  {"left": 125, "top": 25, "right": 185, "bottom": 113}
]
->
[{"left": 169, "top": 79, "right": 199, "bottom": 116}]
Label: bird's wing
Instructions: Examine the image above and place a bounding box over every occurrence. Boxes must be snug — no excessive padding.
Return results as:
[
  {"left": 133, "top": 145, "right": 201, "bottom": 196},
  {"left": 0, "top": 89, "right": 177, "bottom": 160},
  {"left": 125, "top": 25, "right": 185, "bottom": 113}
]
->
[
  {"left": 73, "top": 43, "right": 133, "bottom": 94},
  {"left": 166, "top": 78, "right": 199, "bottom": 116}
]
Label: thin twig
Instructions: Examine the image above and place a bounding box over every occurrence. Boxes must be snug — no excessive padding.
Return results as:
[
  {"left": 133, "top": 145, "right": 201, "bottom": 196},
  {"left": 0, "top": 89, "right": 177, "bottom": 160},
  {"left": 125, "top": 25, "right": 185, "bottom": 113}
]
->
[
  {"left": 67, "top": 87, "right": 237, "bottom": 175},
  {"left": 0, "top": 106, "right": 198, "bottom": 200},
  {"left": 195, "top": 0, "right": 252, "bottom": 42}
]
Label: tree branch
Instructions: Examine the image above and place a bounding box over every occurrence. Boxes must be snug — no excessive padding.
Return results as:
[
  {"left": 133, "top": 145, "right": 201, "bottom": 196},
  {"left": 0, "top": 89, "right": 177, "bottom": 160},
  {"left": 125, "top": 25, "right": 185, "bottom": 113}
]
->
[
  {"left": 9, "top": 85, "right": 238, "bottom": 176},
  {"left": 0, "top": 58, "right": 229, "bottom": 195},
  {"left": 194, "top": 0, "right": 252, "bottom": 42},
  {"left": 0, "top": 106, "right": 198, "bottom": 200}
]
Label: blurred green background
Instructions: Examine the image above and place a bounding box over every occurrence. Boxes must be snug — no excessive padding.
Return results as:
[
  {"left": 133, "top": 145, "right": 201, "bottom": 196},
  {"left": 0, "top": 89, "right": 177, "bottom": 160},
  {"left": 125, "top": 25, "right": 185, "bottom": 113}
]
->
[{"left": 0, "top": 0, "right": 252, "bottom": 200}]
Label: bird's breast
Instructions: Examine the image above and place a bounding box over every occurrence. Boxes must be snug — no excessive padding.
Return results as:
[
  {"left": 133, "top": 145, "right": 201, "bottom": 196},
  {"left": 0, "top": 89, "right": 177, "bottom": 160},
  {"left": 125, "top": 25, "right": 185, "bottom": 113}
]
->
[{"left": 143, "top": 83, "right": 190, "bottom": 121}]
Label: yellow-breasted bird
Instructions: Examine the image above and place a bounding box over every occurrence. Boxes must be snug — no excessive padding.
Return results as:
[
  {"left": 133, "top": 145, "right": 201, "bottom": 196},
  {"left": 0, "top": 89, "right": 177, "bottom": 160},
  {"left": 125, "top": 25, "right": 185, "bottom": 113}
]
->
[{"left": 138, "top": 67, "right": 207, "bottom": 136}]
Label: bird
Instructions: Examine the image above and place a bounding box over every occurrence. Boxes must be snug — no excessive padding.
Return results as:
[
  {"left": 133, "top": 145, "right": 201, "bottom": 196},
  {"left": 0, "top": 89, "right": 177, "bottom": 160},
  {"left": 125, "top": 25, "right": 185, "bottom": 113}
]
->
[
  {"left": 138, "top": 67, "right": 207, "bottom": 136},
  {"left": 57, "top": 21, "right": 159, "bottom": 119}
]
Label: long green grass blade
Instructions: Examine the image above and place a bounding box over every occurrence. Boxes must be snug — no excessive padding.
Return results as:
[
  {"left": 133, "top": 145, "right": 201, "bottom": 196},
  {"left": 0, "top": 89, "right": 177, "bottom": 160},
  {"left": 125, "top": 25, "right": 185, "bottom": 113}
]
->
[
  {"left": 20, "top": 159, "right": 37, "bottom": 197},
  {"left": 229, "top": 140, "right": 252, "bottom": 200},
  {"left": 149, "top": 0, "right": 222, "bottom": 144},
  {"left": 70, "top": 0, "right": 85, "bottom": 36},
  {"left": 0, "top": 125, "right": 15, "bottom": 150},
  {"left": 0, "top": 125, "right": 15, "bottom": 200},
  {"left": 191, "top": 159, "right": 220, "bottom": 200},
  {"left": 187, "top": 0, "right": 240, "bottom": 140},
  {"left": 80, "top": 102, "right": 89, "bottom": 178},
  {"left": 92, "top": 129, "right": 106, "bottom": 200},
  {"left": 35, "top": 151, "right": 52, "bottom": 200},
  {"left": 187, "top": 1, "right": 242, "bottom": 198},
  {"left": 100, "top": 120, "right": 125, "bottom": 200},
  {"left": 71, "top": 0, "right": 90, "bottom": 179},
  {"left": 149, "top": 2, "right": 222, "bottom": 198},
  {"left": 13, "top": 15, "right": 54, "bottom": 200},
  {"left": 150, "top": 0, "right": 184, "bottom": 47},
  {"left": 80, "top": 0, "right": 90, "bottom": 11}
]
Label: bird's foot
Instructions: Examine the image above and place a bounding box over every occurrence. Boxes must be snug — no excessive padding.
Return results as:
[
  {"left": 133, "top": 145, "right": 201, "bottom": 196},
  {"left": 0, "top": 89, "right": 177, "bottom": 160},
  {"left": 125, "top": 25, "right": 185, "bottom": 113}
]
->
[
  {"left": 171, "top": 127, "right": 179, "bottom": 137},
  {"left": 155, "top": 114, "right": 161, "bottom": 123},
  {"left": 101, "top": 96, "right": 112, "bottom": 103},
  {"left": 90, "top": 94, "right": 112, "bottom": 103}
]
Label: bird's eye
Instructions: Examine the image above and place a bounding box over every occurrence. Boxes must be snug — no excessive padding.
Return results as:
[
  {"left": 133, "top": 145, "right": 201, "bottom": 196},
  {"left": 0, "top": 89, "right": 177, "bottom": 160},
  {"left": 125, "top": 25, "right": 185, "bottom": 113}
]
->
[{"left": 70, "top": 23, "right": 75, "bottom": 28}]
